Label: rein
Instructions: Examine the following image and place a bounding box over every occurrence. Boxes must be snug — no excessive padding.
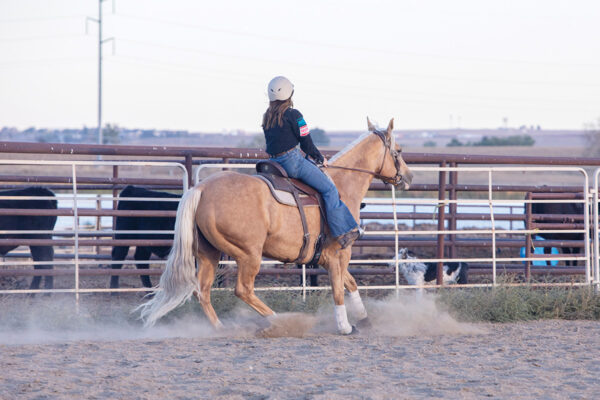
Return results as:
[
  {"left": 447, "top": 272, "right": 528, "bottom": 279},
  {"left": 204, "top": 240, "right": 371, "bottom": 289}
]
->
[{"left": 323, "top": 130, "right": 404, "bottom": 185}]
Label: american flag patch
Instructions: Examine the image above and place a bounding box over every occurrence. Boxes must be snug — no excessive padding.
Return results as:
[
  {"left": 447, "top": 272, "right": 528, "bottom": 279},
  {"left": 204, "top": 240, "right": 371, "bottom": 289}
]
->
[{"left": 297, "top": 117, "right": 310, "bottom": 136}]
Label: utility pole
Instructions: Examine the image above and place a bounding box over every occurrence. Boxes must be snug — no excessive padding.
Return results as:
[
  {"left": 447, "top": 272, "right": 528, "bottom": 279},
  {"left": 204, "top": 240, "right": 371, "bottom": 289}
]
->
[{"left": 87, "top": 1, "right": 114, "bottom": 146}]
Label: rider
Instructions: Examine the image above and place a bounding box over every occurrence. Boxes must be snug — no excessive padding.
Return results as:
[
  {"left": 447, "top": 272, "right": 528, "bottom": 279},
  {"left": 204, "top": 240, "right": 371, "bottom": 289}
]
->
[{"left": 262, "top": 76, "right": 361, "bottom": 249}]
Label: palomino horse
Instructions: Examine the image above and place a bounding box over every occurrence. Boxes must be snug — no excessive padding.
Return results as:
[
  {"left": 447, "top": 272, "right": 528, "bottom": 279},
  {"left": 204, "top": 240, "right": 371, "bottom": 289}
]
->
[{"left": 138, "top": 118, "right": 413, "bottom": 335}]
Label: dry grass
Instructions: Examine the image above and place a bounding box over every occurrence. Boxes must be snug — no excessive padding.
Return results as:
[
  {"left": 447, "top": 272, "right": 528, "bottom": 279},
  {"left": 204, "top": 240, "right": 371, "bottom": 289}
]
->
[
  {"left": 160, "top": 278, "right": 600, "bottom": 325},
  {"left": 438, "top": 277, "right": 600, "bottom": 322}
]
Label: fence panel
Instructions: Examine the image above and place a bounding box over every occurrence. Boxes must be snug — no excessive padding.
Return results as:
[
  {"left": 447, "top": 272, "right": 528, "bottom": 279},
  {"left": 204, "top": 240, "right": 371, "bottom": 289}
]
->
[
  {"left": 593, "top": 169, "right": 600, "bottom": 290},
  {"left": 0, "top": 159, "right": 188, "bottom": 296},
  {"left": 0, "top": 152, "right": 596, "bottom": 299},
  {"left": 194, "top": 163, "right": 592, "bottom": 296}
]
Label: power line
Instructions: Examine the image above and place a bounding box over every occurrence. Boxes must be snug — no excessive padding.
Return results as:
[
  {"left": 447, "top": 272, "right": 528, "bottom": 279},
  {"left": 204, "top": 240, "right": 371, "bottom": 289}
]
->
[
  {"left": 0, "top": 15, "right": 85, "bottom": 24},
  {"left": 114, "top": 12, "right": 600, "bottom": 69},
  {"left": 110, "top": 54, "right": 596, "bottom": 105},
  {"left": 107, "top": 55, "right": 600, "bottom": 112},
  {"left": 0, "top": 34, "right": 87, "bottom": 43},
  {"left": 0, "top": 56, "right": 95, "bottom": 69},
  {"left": 116, "top": 37, "right": 600, "bottom": 88}
]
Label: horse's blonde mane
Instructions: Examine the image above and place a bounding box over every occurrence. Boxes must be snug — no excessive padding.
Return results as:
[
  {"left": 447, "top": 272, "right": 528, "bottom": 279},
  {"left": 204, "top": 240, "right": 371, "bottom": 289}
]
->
[{"left": 329, "top": 131, "right": 372, "bottom": 163}]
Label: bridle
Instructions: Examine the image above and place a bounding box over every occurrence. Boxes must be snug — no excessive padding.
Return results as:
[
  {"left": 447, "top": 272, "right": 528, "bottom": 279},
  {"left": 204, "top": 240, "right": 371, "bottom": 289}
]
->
[{"left": 323, "top": 129, "right": 404, "bottom": 185}]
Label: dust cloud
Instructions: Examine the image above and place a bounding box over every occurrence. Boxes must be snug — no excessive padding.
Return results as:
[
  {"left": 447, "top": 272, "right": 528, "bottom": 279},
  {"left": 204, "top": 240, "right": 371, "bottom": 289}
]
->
[{"left": 0, "top": 292, "right": 481, "bottom": 345}]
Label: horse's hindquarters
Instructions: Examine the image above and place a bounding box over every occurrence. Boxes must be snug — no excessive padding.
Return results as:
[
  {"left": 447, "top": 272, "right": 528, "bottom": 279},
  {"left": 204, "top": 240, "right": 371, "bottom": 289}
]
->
[{"left": 195, "top": 172, "right": 322, "bottom": 264}]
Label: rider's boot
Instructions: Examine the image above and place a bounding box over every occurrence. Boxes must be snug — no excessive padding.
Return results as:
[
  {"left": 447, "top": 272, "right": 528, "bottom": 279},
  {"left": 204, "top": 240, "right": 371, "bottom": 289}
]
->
[{"left": 337, "top": 227, "right": 364, "bottom": 249}]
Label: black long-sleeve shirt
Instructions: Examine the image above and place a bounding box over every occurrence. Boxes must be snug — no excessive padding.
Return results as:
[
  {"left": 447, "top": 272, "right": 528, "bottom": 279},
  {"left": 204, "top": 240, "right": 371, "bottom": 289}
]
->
[{"left": 263, "top": 108, "right": 324, "bottom": 163}]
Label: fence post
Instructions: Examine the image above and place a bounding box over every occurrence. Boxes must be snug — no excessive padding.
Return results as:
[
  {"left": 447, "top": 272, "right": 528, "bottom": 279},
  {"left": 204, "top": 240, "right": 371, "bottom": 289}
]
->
[
  {"left": 449, "top": 162, "right": 458, "bottom": 259},
  {"left": 525, "top": 192, "right": 532, "bottom": 282},
  {"left": 437, "top": 162, "right": 447, "bottom": 285},
  {"left": 72, "top": 164, "right": 80, "bottom": 304},
  {"left": 593, "top": 178, "right": 600, "bottom": 292},
  {"left": 185, "top": 154, "right": 193, "bottom": 188},
  {"left": 112, "top": 165, "right": 118, "bottom": 231}
]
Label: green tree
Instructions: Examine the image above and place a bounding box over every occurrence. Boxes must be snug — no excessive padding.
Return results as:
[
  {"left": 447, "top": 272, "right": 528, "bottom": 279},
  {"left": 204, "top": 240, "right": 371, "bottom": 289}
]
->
[
  {"left": 447, "top": 138, "right": 463, "bottom": 147},
  {"left": 103, "top": 123, "right": 121, "bottom": 144},
  {"left": 473, "top": 135, "right": 534, "bottom": 146},
  {"left": 423, "top": 140, "right": 437, "bottom": 147},
  {"left": 310, "top": 127, "right": 330, "bottom": 146},
  {"left": 584, "top": 118, "right": 600, "bottom": 156}
]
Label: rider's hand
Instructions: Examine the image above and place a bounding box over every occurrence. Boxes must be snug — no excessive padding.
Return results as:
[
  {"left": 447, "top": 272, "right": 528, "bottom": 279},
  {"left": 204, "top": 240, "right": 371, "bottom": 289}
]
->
[{"left": 322, "top": 158, "right": 328, "bottom": 167}]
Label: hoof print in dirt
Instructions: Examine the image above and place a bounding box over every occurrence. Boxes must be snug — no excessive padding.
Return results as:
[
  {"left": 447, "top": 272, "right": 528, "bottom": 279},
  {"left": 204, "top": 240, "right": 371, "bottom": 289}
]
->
[
  {"left": 255, "top": 328, "right": 270, "bottom": 338},
  {"left": 356, "top": 317, "right": 372, "bottom": 330},
  {"left": 255, "top": 325, "right": 290, "bottom": 338}
]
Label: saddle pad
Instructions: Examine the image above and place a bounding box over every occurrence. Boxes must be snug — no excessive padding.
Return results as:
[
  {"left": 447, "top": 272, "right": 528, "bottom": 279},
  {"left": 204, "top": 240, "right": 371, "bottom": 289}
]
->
[{"left": 255, "top": 175, "right": 318, "bottom": 208}]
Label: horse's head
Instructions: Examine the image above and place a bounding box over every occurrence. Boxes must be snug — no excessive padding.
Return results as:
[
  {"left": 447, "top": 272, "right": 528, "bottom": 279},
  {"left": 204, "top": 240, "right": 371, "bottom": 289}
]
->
[{"left": 367, "top": 117, "right": 413, "bottom": 191}]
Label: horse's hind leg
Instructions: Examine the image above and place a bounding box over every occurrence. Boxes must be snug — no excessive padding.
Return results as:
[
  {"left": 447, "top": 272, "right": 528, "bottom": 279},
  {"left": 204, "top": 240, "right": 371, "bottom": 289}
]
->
[
  {"left": 193, "top": 234, "right": 223, "bottom": 329},
  {"left": 343, "top": 269, "right": 368, "bottom": 324},
  {"left": 234, "top": 253, "right": 275, "bottom": 318},
  {"left": 30, "top": 246, "right": 54, "bottom": 290}
]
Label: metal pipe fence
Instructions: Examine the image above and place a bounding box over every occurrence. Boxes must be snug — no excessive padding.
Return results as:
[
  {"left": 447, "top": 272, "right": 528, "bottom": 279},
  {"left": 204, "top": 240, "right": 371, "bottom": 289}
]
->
[
  {"left": 1, "top": 142, "right": 599, "bottom": 297},
  {"left": 193, "top": 163, "right": 594, "bottom": 296},
  {"left": 0, "top": 159, "right": 188, "bottom": 296}
]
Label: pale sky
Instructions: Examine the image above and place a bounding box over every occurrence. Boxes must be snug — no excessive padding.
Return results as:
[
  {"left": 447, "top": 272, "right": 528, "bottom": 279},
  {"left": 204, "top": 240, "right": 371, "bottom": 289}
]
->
[{"left": 1, "top": 0, "right": 599, "bottom": 133}]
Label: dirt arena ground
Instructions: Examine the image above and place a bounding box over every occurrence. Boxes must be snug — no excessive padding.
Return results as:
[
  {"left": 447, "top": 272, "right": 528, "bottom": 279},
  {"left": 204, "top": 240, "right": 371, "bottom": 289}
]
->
[{"left": 1, "top": 295, "right": 599, "bottom": 399}]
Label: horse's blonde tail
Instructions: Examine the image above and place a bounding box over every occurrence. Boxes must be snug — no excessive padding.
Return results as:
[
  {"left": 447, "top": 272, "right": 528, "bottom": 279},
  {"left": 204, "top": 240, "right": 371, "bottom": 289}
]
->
[{"left": 136, "top": 186, "right": 203, "bottom": 327}]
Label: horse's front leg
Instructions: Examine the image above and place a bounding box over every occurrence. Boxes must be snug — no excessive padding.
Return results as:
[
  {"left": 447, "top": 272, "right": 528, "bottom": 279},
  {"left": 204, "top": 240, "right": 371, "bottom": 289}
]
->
[
  {"left": 327, "top": 255, "right": 354, "bottom": 335},
  {"left": 343, "top": 270, "right": 369, "bottom": 327}
]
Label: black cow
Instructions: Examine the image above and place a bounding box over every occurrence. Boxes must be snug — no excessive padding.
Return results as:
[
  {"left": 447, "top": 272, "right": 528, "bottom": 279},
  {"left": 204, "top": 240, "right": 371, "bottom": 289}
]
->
[
  {"left": 110, "top": 186, "right": 180, "bottom": 289},
  {"left": 530, "top": 201, "right": 584, "bottom": 266},
  {"left": 0, "top": 187, "right": 57, "bottom": 290}
]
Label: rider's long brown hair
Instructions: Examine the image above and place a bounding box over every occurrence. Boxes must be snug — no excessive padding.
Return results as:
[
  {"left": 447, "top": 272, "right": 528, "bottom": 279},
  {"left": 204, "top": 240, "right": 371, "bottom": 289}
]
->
[{"left": 262, "top": 98, "right": 293, "bottom": 130}]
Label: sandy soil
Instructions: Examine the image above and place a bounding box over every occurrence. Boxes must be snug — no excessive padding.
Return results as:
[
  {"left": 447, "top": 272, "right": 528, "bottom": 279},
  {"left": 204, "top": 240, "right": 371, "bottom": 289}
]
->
[{"left": 0, "top": 294, "right": 598, "bottom": 400}]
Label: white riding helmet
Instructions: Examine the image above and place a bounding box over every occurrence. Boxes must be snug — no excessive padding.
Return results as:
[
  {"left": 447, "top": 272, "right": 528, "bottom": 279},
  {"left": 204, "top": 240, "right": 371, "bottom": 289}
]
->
[{"left": 267, "top": 76, "right": 294, "bottom": 101}]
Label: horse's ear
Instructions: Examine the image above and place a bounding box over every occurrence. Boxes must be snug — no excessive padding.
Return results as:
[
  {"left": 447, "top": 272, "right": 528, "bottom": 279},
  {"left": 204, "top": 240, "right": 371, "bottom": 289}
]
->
[
  {"left": 367, "top": 117, "right": 376, "bottom": 132},
  {"left": 387, "top": 118, "right": 394, "bottom": 135}
]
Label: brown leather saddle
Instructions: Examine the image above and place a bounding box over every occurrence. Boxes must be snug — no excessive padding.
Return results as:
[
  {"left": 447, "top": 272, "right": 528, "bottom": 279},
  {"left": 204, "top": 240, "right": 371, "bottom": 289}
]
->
[{"left": 256, "top": 160, "right": 326, "bottom": 266}]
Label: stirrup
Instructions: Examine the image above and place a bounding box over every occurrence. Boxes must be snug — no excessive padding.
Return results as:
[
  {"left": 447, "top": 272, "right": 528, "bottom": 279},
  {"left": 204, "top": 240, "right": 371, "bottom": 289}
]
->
[{"left": 338, "top": 227, "right": 364, "bottom": 250}]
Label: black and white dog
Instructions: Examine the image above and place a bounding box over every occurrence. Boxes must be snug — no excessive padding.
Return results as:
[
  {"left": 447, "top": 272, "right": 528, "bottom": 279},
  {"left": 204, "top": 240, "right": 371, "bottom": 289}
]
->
[{"left": 393, "top": 248, "right": 468, "bottom": 290}]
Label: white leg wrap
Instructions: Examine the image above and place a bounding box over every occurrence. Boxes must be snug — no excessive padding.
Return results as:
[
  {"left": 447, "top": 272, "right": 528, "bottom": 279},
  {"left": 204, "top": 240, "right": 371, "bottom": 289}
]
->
[
  {"left": 347, "top": 290, "right": 368, "bottom": 320},
  {"left": 334, "top": 304, "right": 353, "bottom": 334}
]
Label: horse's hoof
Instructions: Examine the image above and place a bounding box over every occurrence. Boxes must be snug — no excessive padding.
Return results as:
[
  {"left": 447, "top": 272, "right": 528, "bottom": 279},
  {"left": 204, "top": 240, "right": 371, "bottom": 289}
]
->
[
  {"left": 340, "top": 325, "right": 358, "bottom": 335},
  {"left": 356, "top": 317, "right": 372, "bottom": 329}
]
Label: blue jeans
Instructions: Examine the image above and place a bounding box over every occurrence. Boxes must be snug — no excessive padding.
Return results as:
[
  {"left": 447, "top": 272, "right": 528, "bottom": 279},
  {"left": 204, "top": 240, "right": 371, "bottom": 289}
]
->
[{"left": 271, "top": 149, "right": 358, "bottom": 237}]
